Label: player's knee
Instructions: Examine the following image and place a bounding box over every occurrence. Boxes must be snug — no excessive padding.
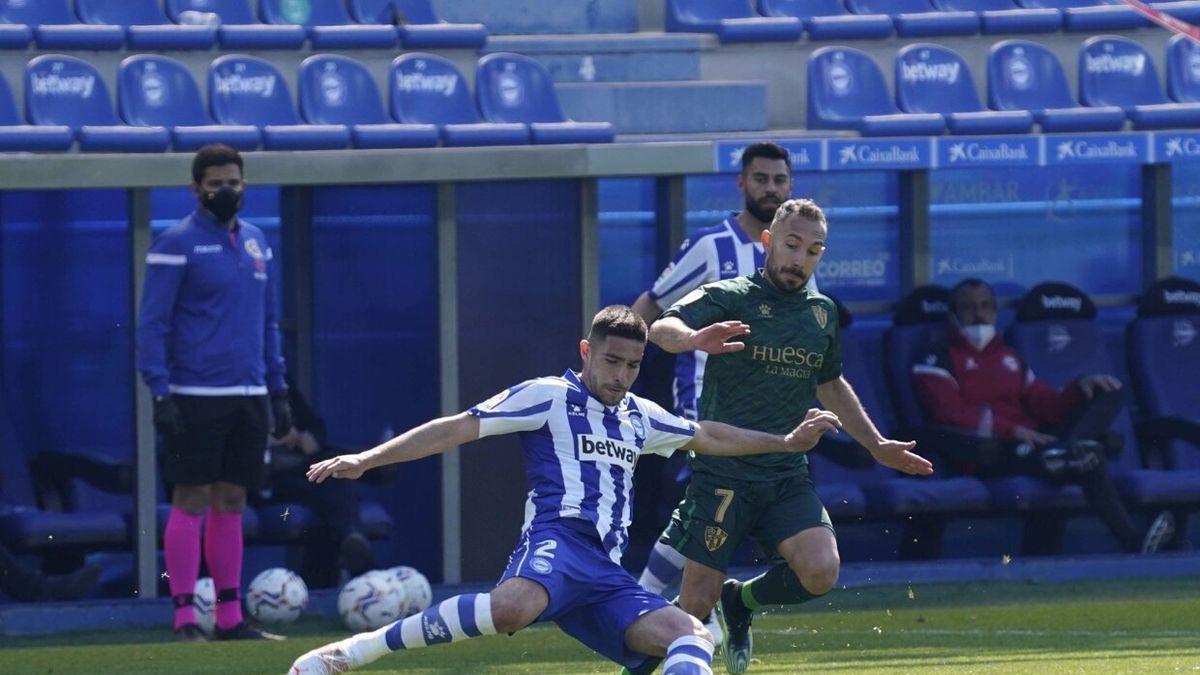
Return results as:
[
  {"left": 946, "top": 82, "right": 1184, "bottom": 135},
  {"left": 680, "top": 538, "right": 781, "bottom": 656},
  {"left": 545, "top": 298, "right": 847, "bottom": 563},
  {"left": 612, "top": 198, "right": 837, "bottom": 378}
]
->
[
  {"left": 688, "top": 615, "right": 714, "bottom": 646},
  {"left": 799, "top": 557, "right": 839, "bottom": 596},
  {"left": 489, "top": 595, "right": 536, "bottom": 634},
  {"left": 172, "top": 485, "right": 210, "bottom": 514}
]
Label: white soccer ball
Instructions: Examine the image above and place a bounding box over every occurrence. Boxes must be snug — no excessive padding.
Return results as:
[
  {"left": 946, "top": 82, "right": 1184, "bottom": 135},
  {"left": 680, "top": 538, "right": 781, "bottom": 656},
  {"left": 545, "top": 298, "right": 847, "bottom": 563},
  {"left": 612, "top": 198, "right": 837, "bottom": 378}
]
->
[
  {"left": 388, "top": 566, "right": 432, "bottom": 617},
  {"left": 245, "top": 567, "right": 308, "bottom": 625},
  {"left": 193, "top": 577, "right": 216, "bottom": 634},
  {"left": 338, "top": 571, "right": 407, "bottom": 631}
]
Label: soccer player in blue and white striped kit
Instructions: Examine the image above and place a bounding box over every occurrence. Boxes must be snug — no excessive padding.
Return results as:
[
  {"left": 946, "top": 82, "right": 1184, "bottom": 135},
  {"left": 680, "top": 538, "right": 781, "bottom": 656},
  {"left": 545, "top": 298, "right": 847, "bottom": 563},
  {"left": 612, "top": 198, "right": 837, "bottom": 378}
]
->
[{"left": 290, "top": 306, "right": 841, "bottom": 674}]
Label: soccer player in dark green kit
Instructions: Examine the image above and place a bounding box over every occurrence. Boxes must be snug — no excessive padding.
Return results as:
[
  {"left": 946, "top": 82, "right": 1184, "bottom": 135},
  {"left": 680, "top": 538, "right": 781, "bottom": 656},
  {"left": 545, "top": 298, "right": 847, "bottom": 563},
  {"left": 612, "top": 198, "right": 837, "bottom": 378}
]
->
[{"left": 647, "top": 198, "right": 934, "bottom": 673}]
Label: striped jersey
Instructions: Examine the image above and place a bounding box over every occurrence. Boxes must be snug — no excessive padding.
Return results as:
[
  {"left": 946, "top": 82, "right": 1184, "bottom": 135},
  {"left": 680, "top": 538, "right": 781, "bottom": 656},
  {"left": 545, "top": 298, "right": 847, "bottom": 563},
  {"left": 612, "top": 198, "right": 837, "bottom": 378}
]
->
[
  {"left": 648, "top": 213, "right": 816, "bottom": 419},
  {"left": 467, "top": 370, "right": 697, "bottom": 563}
]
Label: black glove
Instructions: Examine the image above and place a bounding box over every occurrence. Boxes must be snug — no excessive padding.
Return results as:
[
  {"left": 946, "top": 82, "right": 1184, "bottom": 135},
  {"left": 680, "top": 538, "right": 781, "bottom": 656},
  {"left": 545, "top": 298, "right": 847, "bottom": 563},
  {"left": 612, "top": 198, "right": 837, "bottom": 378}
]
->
[
  {"left": 152, "top": 396, "right": 186, "bottom": 436},
  {"left": 270, "top": 392, "right": 292, "bottom": 439}
]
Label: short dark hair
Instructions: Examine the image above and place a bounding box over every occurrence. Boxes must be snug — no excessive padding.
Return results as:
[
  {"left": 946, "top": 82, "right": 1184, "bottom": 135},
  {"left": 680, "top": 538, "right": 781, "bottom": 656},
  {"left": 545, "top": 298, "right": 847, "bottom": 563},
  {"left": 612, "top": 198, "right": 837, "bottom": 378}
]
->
[
  {"left": 949, "top": 277, "right": 994, "bottom": 313},
  {"left": 741, "top": 141, "right": 791, "bottom": 173},
  {"left": 192, "top": 144, "right": 243, "bottom": 184},
  {"left": 588, "top": 305, "right": 647, "bottom": 344},
  {"left": 770, "top": 198, "right": 826, "bottom": 229}
]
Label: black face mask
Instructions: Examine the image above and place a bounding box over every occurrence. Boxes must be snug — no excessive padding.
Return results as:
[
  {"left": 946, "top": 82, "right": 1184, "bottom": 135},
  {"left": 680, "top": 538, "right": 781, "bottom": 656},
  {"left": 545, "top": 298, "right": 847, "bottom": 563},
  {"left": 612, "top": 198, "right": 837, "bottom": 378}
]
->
[{"left": 203, "top": 187, "right": 243, "bottom": 223}]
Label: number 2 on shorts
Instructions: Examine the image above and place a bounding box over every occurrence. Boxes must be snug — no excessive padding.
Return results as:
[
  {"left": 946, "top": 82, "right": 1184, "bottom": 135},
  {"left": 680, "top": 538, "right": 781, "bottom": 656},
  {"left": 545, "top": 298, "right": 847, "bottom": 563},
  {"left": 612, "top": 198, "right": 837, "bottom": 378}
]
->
[{"left": 714, "top": 488, "right": 735, "bottom": 524}]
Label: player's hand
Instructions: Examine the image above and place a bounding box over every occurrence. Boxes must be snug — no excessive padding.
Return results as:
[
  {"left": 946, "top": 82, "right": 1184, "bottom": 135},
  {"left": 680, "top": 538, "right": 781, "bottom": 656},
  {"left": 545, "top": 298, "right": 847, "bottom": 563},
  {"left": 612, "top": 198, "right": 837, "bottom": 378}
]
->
[
  {"left": 869, "top": 439, "right": 934, "bottom": 476},
  {"left": 1013, "top": 425, "right": 1056, "bottom": 446},
  {"left": 1078, "top": 374, "right": 1122, "bottom": 399},
  {"left": 783, "top": 408, "right": 841, "bottom": 452},
  {"left": 307, "top": 453, "right": 370, "bottom": 483},
  {"left": 688, "top": 321, "right": 751, "bottom": 355}
]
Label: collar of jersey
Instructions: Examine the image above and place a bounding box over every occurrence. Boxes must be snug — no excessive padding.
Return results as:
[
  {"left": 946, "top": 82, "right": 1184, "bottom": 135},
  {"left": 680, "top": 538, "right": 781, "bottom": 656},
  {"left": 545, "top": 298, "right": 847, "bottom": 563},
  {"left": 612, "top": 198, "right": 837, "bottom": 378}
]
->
[
  {"left": 193, "top": 207, "right": 242, "bottom": 234},
  {"left": 754, "top": 269, "right": 814, "bottom": 303},
  {"left": 562, "top": 369, "right": 624, "bottom": 413},
  {"left": 726, "top": 212, "right": 754, "bottom": 245}
]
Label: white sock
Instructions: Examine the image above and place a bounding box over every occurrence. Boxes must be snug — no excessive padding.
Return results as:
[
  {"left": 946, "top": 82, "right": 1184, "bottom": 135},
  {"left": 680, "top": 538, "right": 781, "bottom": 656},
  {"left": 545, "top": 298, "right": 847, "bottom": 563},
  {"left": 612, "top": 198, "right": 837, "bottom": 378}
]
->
[
  {"left": 662, "top": 634, "right": 714, "bottom": 675},
  {"left": 349, "top": 593, "right": 496, "bottom": 664},
  {"left": 638, "top": 540, "right": 687, "bottom": 594}
]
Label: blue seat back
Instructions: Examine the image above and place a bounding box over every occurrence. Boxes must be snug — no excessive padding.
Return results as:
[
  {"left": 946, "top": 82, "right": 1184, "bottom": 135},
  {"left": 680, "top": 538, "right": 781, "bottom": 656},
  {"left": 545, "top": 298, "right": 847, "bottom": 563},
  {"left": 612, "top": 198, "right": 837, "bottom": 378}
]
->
[
  {"left": 669, "top": 0, "right": 756, "bottom": 22},
  {"left": 757, "top": 0, "right": 851, "bottom": 17},
  {"left": 1166, "top": 33, "right": 1200, "bottom": 103},
  {"left": 847, "top": 0, "right": 934, "bottom": 13},
  {"left": 165, "top": 0, "right": 258, "bottom": 24},
  {"left": 934, "top": 0, "right": 1020, "bottom": 9},
  {"left": 76, "top": 0, "right": 167, "bottom": 25},
  {"left": 1006, "top": 282, "right": 1140, "bottom": 473},
  {"left": 260, "top": 0, "right": 353, "bottom": 26},
  {"left": 208, "top": 55, "right": 299, "bottom": 126},
  {"left": 118, "top": 55, "right": 210, "bottom": 127},
  {"left": 1127, "top": 277, "right": 1200, "bottom": 470},
  {"left": 350, "top": 0, "right": 440, "bottom": 23},
  {"left": 394, "top": 0, "right": 441, "bottom": 24},
  {"left": 808, "top": 46, "right": 898, "bottom": 122},
  {"left": 475, "top": 53, "right": 566, "bottom": 124},
  {"left": 883, "top": 285, "right": 953, "bottom": 430},
  {"left": 0, "top": 71, "right": 23, "bottom": 126},
  {"left": 988, "top": 39, "right": 1078, "bottom": 110},
  {"left": 390, "top": 52, "right": 478, "bottom": 125},
  {"left": 809, "top": 325, "right": 892, "bottom": 484},
  {"left": 0, "top": 0, "right": 79, "bottom": 25},
  {"left": 299, "top": 54, "right": 389, "bottom": 125},
  {"left": 1016, "top": 0, "right": 1096, "bottom": 7},
  {"left": 896, "top": 43, "right": 984, "bottom": 114},
  {"left": 1079, "top": 36, "right": 1165, "bottom": 108},
  {"left": 25, "top": 55, "right": 120, "bottom": 128}
]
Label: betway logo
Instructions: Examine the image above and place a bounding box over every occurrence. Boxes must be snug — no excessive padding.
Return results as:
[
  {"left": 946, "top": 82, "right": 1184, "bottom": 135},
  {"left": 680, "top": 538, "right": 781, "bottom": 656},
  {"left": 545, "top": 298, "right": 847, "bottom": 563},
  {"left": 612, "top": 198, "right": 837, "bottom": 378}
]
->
[
  {"left": 1041, "top": 295, "right": 1083, "bottom": 311},
  {"left": 395, "top": 72, "right": 458, "bottom": 97},
  {"left": 922, "top": 300, "right": 948, "bottom": 314},
  {"left": 900, "top": 61, "right": 960, "bottom": 84},
  {"left": 1084, "top": 53, "right": 1145, "bottom": 76},
  {"left": 214, "top": 73, "right": 276, "bottom": 98},
  {"left": 1164, "top": 289, "right": 1200, "bottom": 307},
  {"left": 577, "top": 434, "right": 637, "bottom": 470},
  {"left": 1056, "top": 140, "right": 1138, "bottom": 161},
  {"left": 31, "top": 73, "right": 94, "bottom": 99},
  {"left": 838, "top": 144, "right": 920, "bottom": 165},
  {"left": 947, "top": 142, "right": 1029, "bottom": 163}
]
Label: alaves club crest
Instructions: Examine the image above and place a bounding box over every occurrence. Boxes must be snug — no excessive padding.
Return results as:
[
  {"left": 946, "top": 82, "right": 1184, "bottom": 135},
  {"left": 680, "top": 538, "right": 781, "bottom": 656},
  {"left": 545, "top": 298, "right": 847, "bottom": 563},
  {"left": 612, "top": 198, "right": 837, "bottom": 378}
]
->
[
  {"left": 812, "top": 305, "right": 828, "bottom": 329},
  {"left": 704, "top": 526, "right": 728, "bottom": 551}
]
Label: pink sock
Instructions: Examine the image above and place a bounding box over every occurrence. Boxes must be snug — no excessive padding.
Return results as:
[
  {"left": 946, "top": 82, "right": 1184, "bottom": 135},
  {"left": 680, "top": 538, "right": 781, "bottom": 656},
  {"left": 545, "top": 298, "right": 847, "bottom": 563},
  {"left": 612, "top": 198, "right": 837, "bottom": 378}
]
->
[
  {"left": 164, "top": 507, "right": 204, "bottom": 630},
  {"left": 204, "top": 508, "right": 244, "bottom": 630}
]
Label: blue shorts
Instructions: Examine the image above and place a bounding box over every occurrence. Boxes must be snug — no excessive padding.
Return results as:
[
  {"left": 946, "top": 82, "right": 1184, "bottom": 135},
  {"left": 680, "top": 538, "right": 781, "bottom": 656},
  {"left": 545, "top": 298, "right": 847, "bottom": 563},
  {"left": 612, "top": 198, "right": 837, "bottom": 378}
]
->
[{"left": 500, "top": 520, "right": 671, "bottom": 670}]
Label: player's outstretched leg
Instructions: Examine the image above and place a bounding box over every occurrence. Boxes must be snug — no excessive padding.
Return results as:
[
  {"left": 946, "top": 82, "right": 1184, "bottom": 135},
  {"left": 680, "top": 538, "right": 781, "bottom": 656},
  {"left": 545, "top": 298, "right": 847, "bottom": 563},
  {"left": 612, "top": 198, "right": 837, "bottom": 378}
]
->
[
  {"left": 289, "top": 578, "right": 546, "bottom": 674},
  {"left": 639, "top": 538, "right": 724, "bottom": 647},
  {"left": 624, "top": 606, "right": 715, "bottom": 675}
]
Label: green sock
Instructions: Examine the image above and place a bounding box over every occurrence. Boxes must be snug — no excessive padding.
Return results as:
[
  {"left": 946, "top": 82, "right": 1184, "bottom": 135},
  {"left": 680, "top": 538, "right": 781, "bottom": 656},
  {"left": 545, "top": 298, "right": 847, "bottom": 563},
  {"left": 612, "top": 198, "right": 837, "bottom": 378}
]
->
[{"left": 740, "top": 563, "right": 821, "bottom": 610}]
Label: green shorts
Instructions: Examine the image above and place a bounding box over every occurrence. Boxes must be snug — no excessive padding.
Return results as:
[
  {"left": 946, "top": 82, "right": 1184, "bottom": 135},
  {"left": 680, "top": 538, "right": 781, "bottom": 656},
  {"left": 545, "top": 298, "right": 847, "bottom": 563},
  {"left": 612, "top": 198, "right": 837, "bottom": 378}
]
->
[{"left": 662, "top": 471, "right": 833, "bottom": 573}]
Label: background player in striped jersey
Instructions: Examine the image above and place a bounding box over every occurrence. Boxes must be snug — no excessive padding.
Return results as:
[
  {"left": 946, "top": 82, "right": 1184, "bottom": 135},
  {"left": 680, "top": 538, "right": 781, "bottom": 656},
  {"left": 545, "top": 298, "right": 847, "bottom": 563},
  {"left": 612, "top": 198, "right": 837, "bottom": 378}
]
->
[
  {"left": 631, "top": 141, "right": 816, "bottom": 638},
  {"left": 290, "top": 306, "right": 842, "bottom": 675}
]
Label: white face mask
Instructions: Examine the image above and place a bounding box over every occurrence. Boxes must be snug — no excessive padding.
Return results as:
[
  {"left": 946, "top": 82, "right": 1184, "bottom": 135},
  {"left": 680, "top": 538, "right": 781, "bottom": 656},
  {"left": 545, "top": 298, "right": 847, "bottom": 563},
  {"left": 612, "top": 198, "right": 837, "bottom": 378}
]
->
[{"left": 959, "top": 324, "right": 996, "bottom": 350}]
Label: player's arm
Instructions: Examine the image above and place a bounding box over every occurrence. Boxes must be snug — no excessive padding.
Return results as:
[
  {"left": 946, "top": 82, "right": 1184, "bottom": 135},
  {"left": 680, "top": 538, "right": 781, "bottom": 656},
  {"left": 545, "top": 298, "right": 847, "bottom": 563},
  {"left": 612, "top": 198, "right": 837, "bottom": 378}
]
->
[
  {"left": 816, "top": 376, "right": 934, "bottom": 476},
  {"left": 649, "top": 316, "right": 751, "bottom": 355},
  {"left": 307, "top": 413, "right": 480, "bottom": 483},
  {"left": 688, "top": 409, "right": 842, "bottom": 456}
]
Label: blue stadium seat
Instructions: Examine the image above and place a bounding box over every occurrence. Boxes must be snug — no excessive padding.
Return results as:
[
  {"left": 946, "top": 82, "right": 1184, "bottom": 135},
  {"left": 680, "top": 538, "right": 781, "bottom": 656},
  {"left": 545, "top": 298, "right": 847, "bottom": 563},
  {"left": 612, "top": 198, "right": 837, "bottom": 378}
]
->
[
  {"left": 931, "top": 0, "right": 1062, "bottom": 33},
  {"left": 0, "top": 0, "right": 124, "bottom": 50},
  {"left": 896, "top": 43, "right": 1034, "bottom": 134},
  {"left": 1127, "top": 278, "right": 1200, "bottom": 473},
  {"left": 988, "top": 39, "right": 1127, "bottom": 132},
  {"left": 1079, "top": 36, "right": 1200, "bottom": 130},
  {"left": 1008, "top": 282, "right": 1200, "bottom": 508},
  {"left": 208, "top": 55, "right": 350, "bottom": 151},
  {"left": 1151, "top": 0, "right": 1200, "bottom": 24},
  {"left": 1166, "top": 33, "right": 1200, "bottom": 103},
  {"left": 259, "top": 0, "right": 396, "bottom": 49},
  {"left": 298, "top": 55, "right": 438, "bottom": 149},
  {"left": 118, "top": 55, "right": 260, "bottom": 152},
  {"left": 75, "top": 0, "right": 215, "bottom": 50},
  {"left": 0, "top": 0, "right": 31, "bottom": 49},
  {"left": 164, "top": 0, "right": 307, "bottom": 49},
  {"left": 846, "top": 0, "right": 980, "bottom": 36},
  {"left": 391, "top": 53, "right": 528, "bottom": 146},
  {"left": 25, "top": 55, "right": 169, "bottom": 153},
  {"left": 475, "top": 53, "right": 615, "bottom": 144},
  {"left": 666, "top": 0, "right": 804, "bottom": 43},
  {"left": 348, "top": 0, "right": 487, "bottom": 49},
  {"left": 807, "top": 46, "right": 946, "bottom": 136},
  {"left": 0, "top": 71, "right": 73, "bottom": 152},
  {"left": 1016, "top": 0, "right": 1149, "bottom": 30},
  {"left": 756, "top": 0, "right": 893, "bottom": 40}
]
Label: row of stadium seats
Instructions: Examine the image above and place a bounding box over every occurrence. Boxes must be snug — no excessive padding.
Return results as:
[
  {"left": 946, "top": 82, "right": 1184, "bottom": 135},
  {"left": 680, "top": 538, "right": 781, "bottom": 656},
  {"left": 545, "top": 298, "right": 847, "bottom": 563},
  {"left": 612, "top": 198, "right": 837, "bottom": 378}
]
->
[
  {"left": 668, "top": 0, "right": 1200, "bottom": 41},
  {"left": 810, "top": 34, "right": 1200, "bottom": 135},
  {"left": 810, "top": 277, "right": 1200, "bottom": 531},
  {"left": 0, "top": 51, "right": 613, "bottom": 152},
  {"left": 0, "top": 0, "right": 485, "bottom": 51}
]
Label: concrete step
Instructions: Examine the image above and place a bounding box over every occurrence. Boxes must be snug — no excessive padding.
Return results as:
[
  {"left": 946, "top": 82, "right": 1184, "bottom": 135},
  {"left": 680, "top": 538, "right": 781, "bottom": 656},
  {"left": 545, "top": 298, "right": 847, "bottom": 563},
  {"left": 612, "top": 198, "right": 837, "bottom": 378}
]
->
[{"left": 557, "top": 79, "right": 767, "bottom": 134}]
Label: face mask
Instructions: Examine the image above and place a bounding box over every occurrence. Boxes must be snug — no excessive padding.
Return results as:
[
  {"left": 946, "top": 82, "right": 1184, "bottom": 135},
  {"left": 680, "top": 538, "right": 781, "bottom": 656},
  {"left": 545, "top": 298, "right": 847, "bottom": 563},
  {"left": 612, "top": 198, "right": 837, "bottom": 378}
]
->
[
  {"left": 203, "top": 187, "right": 243, "bottom": 223},
  {"left": 959, "top": 324, "right": 996, "bottom": 350}
]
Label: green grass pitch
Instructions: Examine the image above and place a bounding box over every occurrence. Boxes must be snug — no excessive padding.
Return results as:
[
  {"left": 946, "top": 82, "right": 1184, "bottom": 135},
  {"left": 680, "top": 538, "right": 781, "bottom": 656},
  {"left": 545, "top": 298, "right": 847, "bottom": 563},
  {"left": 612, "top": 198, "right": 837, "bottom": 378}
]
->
[{"left": 2, "top": 576, "right": 1197, "bottom": 674}]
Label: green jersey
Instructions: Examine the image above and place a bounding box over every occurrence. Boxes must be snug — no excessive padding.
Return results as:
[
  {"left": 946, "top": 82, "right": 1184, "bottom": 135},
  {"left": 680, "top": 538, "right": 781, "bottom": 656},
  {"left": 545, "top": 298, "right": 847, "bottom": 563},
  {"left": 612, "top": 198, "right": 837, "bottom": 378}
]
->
[{"left": 662, "top": 270, "right": 842, "bottom": 481}]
